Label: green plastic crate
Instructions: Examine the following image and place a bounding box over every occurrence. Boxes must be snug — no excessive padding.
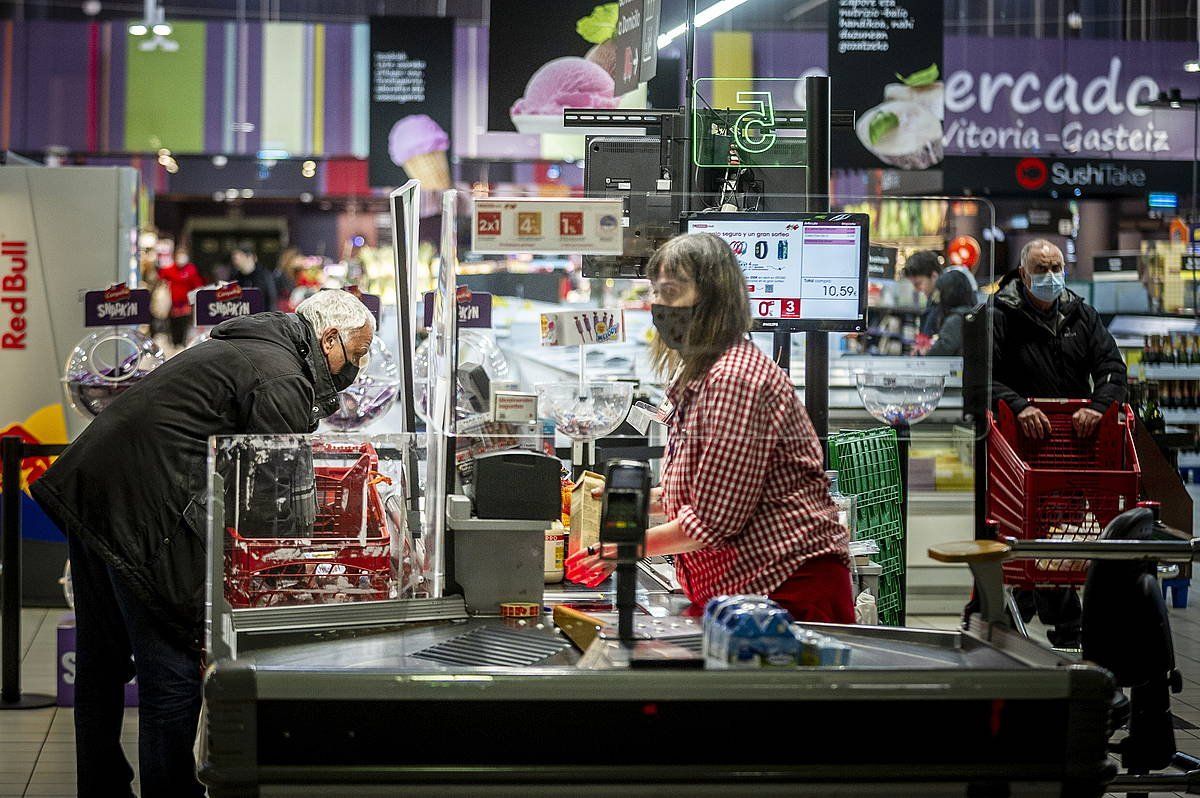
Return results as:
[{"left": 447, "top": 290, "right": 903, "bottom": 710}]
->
[{"left": 829, "top": 428, "right": 905, "bottom": 626}]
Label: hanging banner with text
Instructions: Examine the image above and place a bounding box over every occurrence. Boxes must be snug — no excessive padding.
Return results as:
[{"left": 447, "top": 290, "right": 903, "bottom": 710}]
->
[
  {"left": 368, "top": 16, "right": 454, "bottom": 189},
  {"left": 828, "top": 0, "right": 944, "bottom": 171}
]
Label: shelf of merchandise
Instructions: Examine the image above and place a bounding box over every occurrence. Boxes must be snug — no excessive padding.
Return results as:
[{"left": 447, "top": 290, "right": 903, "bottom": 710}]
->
[
  {"left": 1144, "top": 365, "right": 1200, "bottom": 380},
  {"left": 1163, "top": 409, "right": 1200, "bottom": 425}
]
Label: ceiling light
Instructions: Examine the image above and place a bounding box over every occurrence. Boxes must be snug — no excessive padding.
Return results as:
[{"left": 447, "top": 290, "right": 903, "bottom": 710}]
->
[
  {"left": 241, "top": 188, "right": 254, "bottom": 199},
  {"left": 128, "top": 22, "right": 148, "bottom": 35},
  {"left": 658, "top": 0, "right": 751, "bottom": 48},
  {"left": 211, "top": 155, "right": 228, "bottom": 167},
  {"left": 153, "top": 22, "right": 172, "bottom": 36},
  {"left": 1186, "top": 60, "right": 1200, "bottom": 73}
]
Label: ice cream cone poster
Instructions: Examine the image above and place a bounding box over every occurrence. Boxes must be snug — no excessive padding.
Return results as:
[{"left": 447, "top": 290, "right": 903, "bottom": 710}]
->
[
  {"left": 488, "top": 1, "right": 656, "bottom": 134},
  {"left": 368, "top": 17, "right": 454, "bottom": 189},
  {"left": 828, "top": 0, "right": 944, "bottom": 171}
]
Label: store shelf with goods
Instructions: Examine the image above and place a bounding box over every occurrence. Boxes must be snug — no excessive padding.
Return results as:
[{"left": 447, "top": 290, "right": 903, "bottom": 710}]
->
[
  {"left": 1145, "top": 365, "right": 1200, "bottom": 380},
  {"left": 867, "top": 305, "right": 928, "bottom": 316},
  {"left": 1163, "top": 409, "right": 1200, "bottom": 425}
]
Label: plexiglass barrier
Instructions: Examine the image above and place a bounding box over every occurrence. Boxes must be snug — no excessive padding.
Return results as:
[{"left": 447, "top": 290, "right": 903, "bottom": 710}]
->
[{"left": 427, "top": 191, "right": 998, "bottom": 448}]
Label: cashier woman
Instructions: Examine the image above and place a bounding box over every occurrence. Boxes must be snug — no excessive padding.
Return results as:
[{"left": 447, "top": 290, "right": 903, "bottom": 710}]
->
[{"left": 567, "top": 233, "right": 854, "bottom": 622}]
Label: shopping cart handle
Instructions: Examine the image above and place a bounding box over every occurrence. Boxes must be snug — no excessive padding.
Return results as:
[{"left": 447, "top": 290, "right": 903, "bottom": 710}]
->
[{"left": 997, "top": 535, "right": 1197, "bottom": 563}]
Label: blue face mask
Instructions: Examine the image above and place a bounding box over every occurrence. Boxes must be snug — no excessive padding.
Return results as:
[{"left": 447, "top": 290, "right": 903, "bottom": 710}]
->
[{"left": 1028, "top": 270, "right": 1065, "bottom": 302}]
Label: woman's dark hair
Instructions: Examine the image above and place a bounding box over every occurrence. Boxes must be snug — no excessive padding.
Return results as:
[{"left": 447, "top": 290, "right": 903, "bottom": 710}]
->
[
  {"left": 647, "top": 233, "right": 752, "bottom": 387},
  {"left": 935, "top": 269, "right": 976, "bottom": 310},
  {"left": 902, "top": 249, "right": 942, "bottom": 279}
]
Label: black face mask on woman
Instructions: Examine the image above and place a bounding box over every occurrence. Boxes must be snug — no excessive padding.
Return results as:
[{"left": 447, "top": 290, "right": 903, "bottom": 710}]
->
[
  {"left": 329, "top": 336, "right": 360, "bottom": 392},
  {"left": 651, "top": 304, "right": 695, "bottom": 351}
]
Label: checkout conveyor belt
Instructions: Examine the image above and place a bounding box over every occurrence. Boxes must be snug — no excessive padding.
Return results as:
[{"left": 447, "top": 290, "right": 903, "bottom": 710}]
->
[{"left": 199, "top": 582, "right": 1118, "bottom": 798}]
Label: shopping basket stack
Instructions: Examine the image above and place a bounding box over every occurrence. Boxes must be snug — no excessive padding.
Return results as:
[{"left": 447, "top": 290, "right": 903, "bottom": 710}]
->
[
  {"left": 225, "top": 441, "right": 393, "bottom": 608},
  {"left": 828, "top": 427, "right": 905, "bottom": 626},
  {"left": 987, "top": 399, "right": 1141, "bottom": 588}
]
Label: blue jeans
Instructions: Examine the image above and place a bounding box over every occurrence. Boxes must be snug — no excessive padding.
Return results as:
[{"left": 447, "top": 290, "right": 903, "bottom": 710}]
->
[{"left": 68, "top": 533, "right": 204, "bottom": 798}]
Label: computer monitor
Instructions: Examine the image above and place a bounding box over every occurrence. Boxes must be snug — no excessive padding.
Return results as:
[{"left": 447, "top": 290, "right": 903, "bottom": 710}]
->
[{"left": 683, "top": 212, "right": 869, "bottom": 332}]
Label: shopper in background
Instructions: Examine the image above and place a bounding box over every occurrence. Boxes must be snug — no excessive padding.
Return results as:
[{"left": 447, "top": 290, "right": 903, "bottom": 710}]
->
[
  {"left": 901, "top": 249, "right": 947, "bottom": 337},
  {"left": 31, "top": 290, "right": 375, "bottom": 798},
  {"left": 156, "top": 247, "right": 206, "bottom": 348},
  {"left": 566, "top": 233, "right": 853, "bottom": 622},
  {"left": 231, "top": 244, "right": 279, "bottom": 311},
  {"left": 923, "top": 267, "right": 978, "bottom": 356},
  {"left": 991, "top": 238, "right": 1127, "bottom": 648}
]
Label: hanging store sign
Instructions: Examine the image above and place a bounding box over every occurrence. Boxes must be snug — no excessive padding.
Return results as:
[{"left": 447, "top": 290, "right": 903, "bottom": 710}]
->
[
  {"left": 84, "top": 285, "right": 151, "bottom": 327},
  {"left": 827, "top": 0, "right": 944, "bottom": 170},
  {"left": 368, "top": 16, "right": 455, "bottom": 189},
  {"left": 1093, "top": 253, "right": 1139, "bottom": 274},
  {"left": 472, "top": 198, "right": 624, "bottom": 255},
  {"left": 943, "top": 155, "right": 1193, "bottom": 198},
  {"left": 868, "top": 244, "right": 898, "bottom": 279},
  {"left": 193, "top": 284, "right": 264, "bottom": 327}
]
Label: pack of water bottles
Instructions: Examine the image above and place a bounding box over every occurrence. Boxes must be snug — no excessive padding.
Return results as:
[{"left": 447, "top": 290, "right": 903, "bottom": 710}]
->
[{"left": 702, "top": 595, "right": 852, "bottom": 669}]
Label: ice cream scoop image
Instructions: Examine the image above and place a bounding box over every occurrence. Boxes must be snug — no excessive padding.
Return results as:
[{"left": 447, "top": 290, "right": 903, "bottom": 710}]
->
[
  {"left": 510, "top": 56, "right": 620, "bottom": 132},
  {"left": 883, "top": 81, "right": 945, "bottom": 121},
  {"left": 388, "top": 114, "right": 451, "bottom": 190}
]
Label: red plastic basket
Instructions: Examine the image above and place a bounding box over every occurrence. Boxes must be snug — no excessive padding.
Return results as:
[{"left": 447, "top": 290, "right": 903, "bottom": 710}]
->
[
  {"left": 987, "top": 399, "right": 1141, "bottom": 589},
  {"left": 225, "top": 441, "right": 393, "bottom": 608}
]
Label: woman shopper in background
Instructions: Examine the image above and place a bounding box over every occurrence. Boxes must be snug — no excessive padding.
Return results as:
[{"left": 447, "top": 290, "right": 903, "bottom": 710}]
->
[{"left": 567, "top": 233, "right": 853, "bottom": 622}]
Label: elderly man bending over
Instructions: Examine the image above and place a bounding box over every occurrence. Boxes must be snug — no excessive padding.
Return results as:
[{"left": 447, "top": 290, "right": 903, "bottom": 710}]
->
[{"left": 33, "top": 289, "right": 374, "bottom": 797}]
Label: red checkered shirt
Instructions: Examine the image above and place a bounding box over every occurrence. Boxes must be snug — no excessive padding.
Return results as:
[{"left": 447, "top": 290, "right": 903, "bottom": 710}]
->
[{"left": 661, "top": 339, "right": 849, "bottom": 606}]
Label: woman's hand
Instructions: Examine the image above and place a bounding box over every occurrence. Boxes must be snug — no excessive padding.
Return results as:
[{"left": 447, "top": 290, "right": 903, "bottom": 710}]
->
[{"left": 565, "top": 544, "right": 616, "bottom": 587}]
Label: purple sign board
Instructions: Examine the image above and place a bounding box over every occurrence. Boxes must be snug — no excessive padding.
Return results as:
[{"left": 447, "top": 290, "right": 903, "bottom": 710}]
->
[
  {"left": 193, "top": 286, "right": 265, "bottom": 327},
  {"left": 58, "top": 615, "right": 138, "bottom": 707},
  {"left": 84, "top": 286, "right": 151, "bottom": 327},
  {"left": 347, "top": 289, "right": 382, "bottom": 324},
  {"left": 721, "top": 33, "right": 1199, "bottom": 166},
  {"left": 422, "top": 290, "right": 493, "bottom": 329}
]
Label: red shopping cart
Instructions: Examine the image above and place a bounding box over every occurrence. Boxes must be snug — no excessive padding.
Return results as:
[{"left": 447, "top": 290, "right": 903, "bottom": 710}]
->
[
  {"left": 225, "top": 441, "right": 393, "bottom": 608},
  {"left": 987, "top": 399, "right": 1141, "bottom": 588}
]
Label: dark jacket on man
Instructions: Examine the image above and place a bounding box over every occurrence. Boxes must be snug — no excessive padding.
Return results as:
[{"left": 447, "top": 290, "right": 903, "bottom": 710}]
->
[
  {"left": 927, "top": 269, "right": 978, "bottom": 357},
  {"left": 991, "top": 277, "right": 1127, "bottom": 413},
  {"left": 32, "top": 313, "right": 339, "bottom": 650}
]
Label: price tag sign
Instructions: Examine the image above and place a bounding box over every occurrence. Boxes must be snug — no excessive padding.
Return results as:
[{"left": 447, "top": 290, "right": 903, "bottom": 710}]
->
[
  {"left": 423, "top": 290, "right": 493, "bottom": 329},
  {"left": 84, "top": 284, "right": 151, "bottom": 327},
  {"left": 492, "top": 391, "right": 539, "bottom": 423},
  {"left": 194, "top": 284, "right": 265, "bottom": 326},
  {"left": 471, "top": 198, "right": 624, "bottom": 255}
]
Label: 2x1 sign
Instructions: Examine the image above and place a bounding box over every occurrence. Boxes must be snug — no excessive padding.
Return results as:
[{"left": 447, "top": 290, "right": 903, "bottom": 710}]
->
[
  {"left": 84, "top": 285, "right": 151, "bottom": 327},
  {"left": 193, "top": 285, "right": 264, "bottom": 326},
  {"left": 422, "top": 290, "right": 493, "bottom": 328},
  {"left": 472, "top": 199, "right": 624, "bottom": 255}
]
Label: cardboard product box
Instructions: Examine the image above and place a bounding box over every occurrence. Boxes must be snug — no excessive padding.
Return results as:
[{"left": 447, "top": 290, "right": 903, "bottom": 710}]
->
[
  {"left": 57, "top": 613, "right": 138, "bottom": 707},
  {"left": 569, "top": 471, "right": 605, "bottom": 557}
]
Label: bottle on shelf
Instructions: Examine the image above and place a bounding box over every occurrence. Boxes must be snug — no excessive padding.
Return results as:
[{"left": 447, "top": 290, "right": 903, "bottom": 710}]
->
[
  {"left": 1144, "top": 381, "right": 1167, "bottom": 434},
  {"left": 1165, "top": 336, "right": 1178, "bottom": 366},
  {"left": 1192, "top": 334, "right": 1200, "bottom": 366},
  {"left": 1143, "top": 335, "right": 1154, "bottom": 365}
]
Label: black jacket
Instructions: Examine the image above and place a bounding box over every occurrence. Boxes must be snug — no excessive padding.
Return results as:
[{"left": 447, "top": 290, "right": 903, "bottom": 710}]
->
[
  {"left": 927, "top": 269, "right": 978, "bottom": 357},
  {"left": 32, "top": 313, "right": 340, "bottom": 650},
  {"left": 990, "top": 279, "right": 1126, "bottom": 414}
]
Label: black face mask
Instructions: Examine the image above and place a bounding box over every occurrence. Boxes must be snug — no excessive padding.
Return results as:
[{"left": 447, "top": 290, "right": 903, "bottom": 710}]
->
[
  {"left": 651, "top": 304, "right": 695, "bottom": 351},
  {"left": 329, "top": 336, "right": 360, "bottom": 392}
]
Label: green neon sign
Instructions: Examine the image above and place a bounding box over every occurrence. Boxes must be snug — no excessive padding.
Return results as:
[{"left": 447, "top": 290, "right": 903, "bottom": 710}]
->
[{"left": 692, "top": 78, "right": 810, "bottom": 169}]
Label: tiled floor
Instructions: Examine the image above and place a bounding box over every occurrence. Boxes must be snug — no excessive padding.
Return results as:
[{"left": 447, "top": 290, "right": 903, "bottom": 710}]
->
[{"left": 6, "top": 606, "right": 1200, "bottom": 796}]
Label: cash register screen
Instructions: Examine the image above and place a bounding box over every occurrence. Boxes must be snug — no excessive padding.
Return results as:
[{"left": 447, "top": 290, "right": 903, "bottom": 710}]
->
[{"left": 684, "top": 213, "right": 869, "bottom": 332}]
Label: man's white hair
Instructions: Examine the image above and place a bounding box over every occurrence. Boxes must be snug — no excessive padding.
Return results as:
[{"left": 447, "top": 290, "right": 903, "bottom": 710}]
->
[{"left": 296, "top": 289, "right": 376, "bottom": 340}]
